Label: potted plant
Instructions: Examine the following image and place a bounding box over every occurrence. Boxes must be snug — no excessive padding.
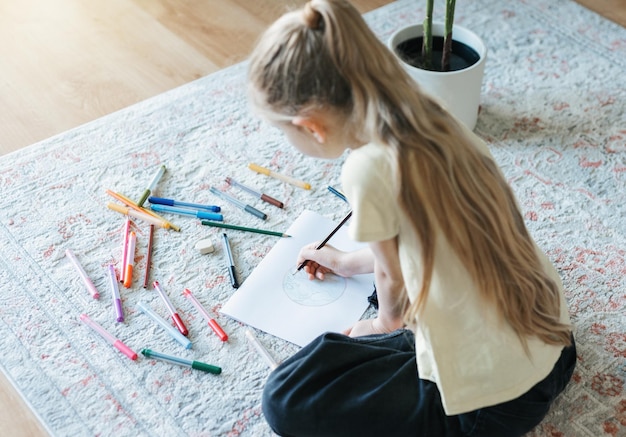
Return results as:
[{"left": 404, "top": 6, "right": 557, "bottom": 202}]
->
[{"left": 388, "top": 0, "right": 487, "bottom": 130}]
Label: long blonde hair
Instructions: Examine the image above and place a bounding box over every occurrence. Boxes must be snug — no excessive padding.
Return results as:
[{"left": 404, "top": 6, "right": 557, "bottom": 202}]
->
[{"left": 248, "top": 0, "right": 571, "bottom": 348}]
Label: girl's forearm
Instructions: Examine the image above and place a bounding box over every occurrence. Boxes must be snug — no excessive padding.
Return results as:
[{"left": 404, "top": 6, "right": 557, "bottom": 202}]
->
[
  {"left": 369, "top": 238, "right": 406, "bottom": 331},
  {"left": 342, "top": 247, "right": 375, "bottom": 276},
  {"left": 374, "top": 268, "right": 407, "bottom": 331}
]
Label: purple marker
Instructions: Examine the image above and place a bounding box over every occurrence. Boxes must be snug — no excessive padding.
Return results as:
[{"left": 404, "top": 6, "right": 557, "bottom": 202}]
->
[{"left": 107, "top": 264, "right": 124, "bottom": 322}]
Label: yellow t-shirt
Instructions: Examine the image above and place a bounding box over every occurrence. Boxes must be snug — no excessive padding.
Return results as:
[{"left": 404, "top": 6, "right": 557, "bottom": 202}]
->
[{"left": 340, "top": 130, "right": 571, "bottom": 415}]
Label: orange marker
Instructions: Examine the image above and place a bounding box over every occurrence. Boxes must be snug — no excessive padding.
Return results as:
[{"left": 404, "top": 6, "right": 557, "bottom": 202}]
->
[
  {"left": 120, "top": 217, "right": 131, "bottom": 282},
  {"left": 248, "top": 163, "right": 311, "bottom": 190},
  {"left": 105, "top": 189, "right": 180, "bottom": 231},
  {"left": 123, "top": 231, "right": 136, "bottom": 288}
]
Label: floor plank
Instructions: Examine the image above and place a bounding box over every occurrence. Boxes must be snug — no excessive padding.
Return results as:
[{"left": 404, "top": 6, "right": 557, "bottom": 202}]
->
[
  {"left": 576, "top": 0, "right": 626, "bottom": 28},
  {"left": 0, "top": 0, "right": 389, "bottom": 156}
]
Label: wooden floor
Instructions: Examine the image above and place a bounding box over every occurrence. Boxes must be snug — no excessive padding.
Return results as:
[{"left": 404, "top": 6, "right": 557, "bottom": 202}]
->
[{"left": 0, "top": 0, "right": 624, "bottom": 435}]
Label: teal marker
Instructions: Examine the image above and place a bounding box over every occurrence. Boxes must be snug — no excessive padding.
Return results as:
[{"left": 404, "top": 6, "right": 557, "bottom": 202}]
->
[
  {"left": 327, "top": 186, "right": 347, "bottom": 203},
  {"left": 141, "top": 349, "right": 221, "bottom": 374}
]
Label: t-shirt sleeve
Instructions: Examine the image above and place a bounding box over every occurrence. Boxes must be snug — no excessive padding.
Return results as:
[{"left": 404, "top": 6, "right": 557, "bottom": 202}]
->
[{"left": 340, "top": 145, "right": 400, "bottom": 242}]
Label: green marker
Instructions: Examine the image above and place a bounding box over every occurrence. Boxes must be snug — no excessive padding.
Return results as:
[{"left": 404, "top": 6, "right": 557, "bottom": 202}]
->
[
  {"left": 136, "top": 165, "right": 166, "bottom": 207},
  {"left": 141, "top": 349, "right": 221, "bottom": 374},
  {"left": 200, "top": 220, "right": 291, "bottom": 238}
]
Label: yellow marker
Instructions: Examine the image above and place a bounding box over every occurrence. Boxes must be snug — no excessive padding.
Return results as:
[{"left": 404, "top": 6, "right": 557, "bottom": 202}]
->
[
  {"left": 248, "top": 163, "right": 311, "bottom": 190},
  {"left": 107, "top": 202, "right": 170, "bottom": 229},
  {"left": 105, "top": 190, "right": 180, "bottom": 231}
]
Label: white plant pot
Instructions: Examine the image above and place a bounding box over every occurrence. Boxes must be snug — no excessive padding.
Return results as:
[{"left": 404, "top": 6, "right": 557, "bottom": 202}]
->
[{"left": 388, "top": 23, "right": 487, "bottom": 130}]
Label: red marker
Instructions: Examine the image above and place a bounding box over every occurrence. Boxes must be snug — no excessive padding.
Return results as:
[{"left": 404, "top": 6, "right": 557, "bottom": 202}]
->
[
  {"left": 153, "top": 281, "right": 188, "bottom": 336},
  {"left": 183, "top": 288, "right": 228, "bottom": 341},
  {"left": 143, "top": 225, "right": 154, "bottom": 288}
]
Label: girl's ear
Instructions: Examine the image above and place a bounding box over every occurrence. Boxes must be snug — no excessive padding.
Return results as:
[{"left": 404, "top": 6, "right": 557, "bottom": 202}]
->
[{"left": 292, "top": 116, "right": 326, "bottom": 143}]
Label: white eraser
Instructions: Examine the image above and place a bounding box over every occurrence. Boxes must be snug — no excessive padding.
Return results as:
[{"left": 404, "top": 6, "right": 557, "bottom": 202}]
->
[{"left": 195, "top": 238, "right": 214, "bottom": 254}]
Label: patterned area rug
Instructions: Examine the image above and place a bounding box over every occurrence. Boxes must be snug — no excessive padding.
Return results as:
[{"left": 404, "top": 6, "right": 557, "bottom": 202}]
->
[{"left": 1, "top": 0, "right": 624, "bottom": 435}]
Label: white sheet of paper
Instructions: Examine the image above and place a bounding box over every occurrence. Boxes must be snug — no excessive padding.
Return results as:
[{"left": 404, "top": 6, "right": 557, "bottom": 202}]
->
[{"left": 221, "top": 209, "right": 375, "bottom": 347}]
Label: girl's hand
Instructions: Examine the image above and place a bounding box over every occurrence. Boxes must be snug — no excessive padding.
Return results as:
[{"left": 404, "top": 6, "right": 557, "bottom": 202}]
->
[
  {"left": 297, "top": 244, "right": 347, "bottom": 280},
  {"left": 296, "top": 245, "right": 375, "bottom": 281}
]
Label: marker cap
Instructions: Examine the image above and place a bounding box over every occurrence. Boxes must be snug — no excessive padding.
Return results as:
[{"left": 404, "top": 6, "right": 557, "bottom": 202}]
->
[
  {"left": 191, "top": 361, "right": 222, "bottom": 374},
  {"left": 173, "top": 313, "right": 189, "bottom": 336},
  {"left": 208, "top": 319, "right": 228, "bottom": 342},
  {"left": 244, "top": 205, "right": 267, "bottom": 220},
  {"left": 197, "top": 211, "right": 224, "bottom": 221},
  {"left": 148, "top": 196, "right": 174, "bottom": 206},
  {"left": 137, "top": 189, "right": 151, "bottom": 207},
  {"left": 114, "top": 340, "right": 138, "bottom": 360}
]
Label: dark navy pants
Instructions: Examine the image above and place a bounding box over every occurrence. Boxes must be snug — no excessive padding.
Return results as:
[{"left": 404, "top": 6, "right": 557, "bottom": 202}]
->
[{"left": 262, "top": 330, "right": 576, "bottom": 437}]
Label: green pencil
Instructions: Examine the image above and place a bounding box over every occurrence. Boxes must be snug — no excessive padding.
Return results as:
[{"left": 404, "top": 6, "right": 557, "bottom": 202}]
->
[{"left": 200, "top": 220, "right": 291, "bottom": 238}]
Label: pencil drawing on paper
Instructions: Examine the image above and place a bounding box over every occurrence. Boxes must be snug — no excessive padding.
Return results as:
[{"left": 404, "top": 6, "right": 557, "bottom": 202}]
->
[{"left": 283, "top": 267, "right": 346, "bottom": 306}]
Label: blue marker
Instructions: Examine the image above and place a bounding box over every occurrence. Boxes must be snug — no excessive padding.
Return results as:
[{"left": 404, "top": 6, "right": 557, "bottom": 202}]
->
[
  {"left": 328, "top": 186, "right": 347, "bottom": 203},
  {"left": 150, "top": 204, "right": 223, "bottom": 221},
  {"left": 148, "top": 196, "right": 221, "bottom": 212}
]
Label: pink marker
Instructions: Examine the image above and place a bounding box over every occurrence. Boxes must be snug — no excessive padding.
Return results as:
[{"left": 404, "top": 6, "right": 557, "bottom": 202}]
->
[
  {"left": 79, "top": 314, "right": 137, "bottom": 360},
  {"left": 65, "top": 249, "right": 100, "bottom": 299},
  {"left": 183, "top": 288, "right": 228, "bottom": 341},
  {"left": 123, "top": 231, "right": 136, "bottom": 289},
  {"left": 107, "top": 264, "right": 124, "bottom": 322},
  {"left": 153, "top": 281, "right": 188, "bottom": 336}
]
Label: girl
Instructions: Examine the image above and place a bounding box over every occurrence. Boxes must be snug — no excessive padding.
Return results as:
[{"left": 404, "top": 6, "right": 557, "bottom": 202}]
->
[{"left": 247, "top": 1, "right": 576, "bottom": 436}]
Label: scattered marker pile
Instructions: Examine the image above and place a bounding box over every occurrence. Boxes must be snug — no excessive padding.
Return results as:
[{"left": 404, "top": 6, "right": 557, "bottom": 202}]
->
[{"left": 66, "top": 163, "right": 312, "bottom": 373}]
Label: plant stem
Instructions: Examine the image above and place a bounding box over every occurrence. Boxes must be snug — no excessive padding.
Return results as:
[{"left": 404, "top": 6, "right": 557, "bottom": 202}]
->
[
  {"left": 442, "top": 0, "right": 456, "bottom": 71},
  {"left": 422, "top": 0, "right": 434, "bottom": 70}
]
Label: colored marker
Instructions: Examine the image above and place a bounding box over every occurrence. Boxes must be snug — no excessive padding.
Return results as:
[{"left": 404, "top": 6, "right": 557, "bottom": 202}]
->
[
  {"left": 153, "top": 281, "right": 189, "bottom": 336},
  {"left": 120, "top": 216, "right": 131, "bottom": 281},
  {"left": 148, "top": 196, "right": 221, "bottom": 212},
  {"left": 183, "top": 289, "right": 228, "bottom": 341},
  {"left": 106, "top": 190, "right": 180, "bottom": 232},
  {"left": 200, "top": 220, "right": 290, "bottom": 238},
  {"left": 107, "top": 202, "right": 170, "bottom": 229},
  {"left": 328, "top": 186, "right": 347, "bottom": 203},
  {"left": 79, "top": 314, "right": 137, "bottom": 360},
  {"left": 141, "top": 349, "right": 221, "bottom": 374},
  {"left": 143, "top": 224, "right": 154, "bottom": 289},
  {"left": 221, "top": 233, "right": 239, "bottom": 288},
  {"left": 65, "top": 249, "right": 100, "bottom": 299},
  {"left": 123, "top": 231, "right": 136, "bottom": 288},
  {"left": 296, "top": 210, "right": 353, "bottom": 272},
  {"left": 248, "top": 163, "right": 311, "bottom": 190},
  {"left": 225, "top": 177, "right": 284, "bottom": 208},
  {"left": 107, "top": 264, "right": 124, "bottom": 322},
  {"left": 137, "top": 165, "right": 166, "bottom": 207},
  {"left": 137, "top": 301, "right": 192, "bottom": 349},
  {"left": 209, "top": 187, "right": 267, "bottom": 220},
  {"left": 150, "top": 203, "right": 223, "bottom": 221},
  {"left": 245, "top": 328, "right": 279, "bottom": 370}
]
